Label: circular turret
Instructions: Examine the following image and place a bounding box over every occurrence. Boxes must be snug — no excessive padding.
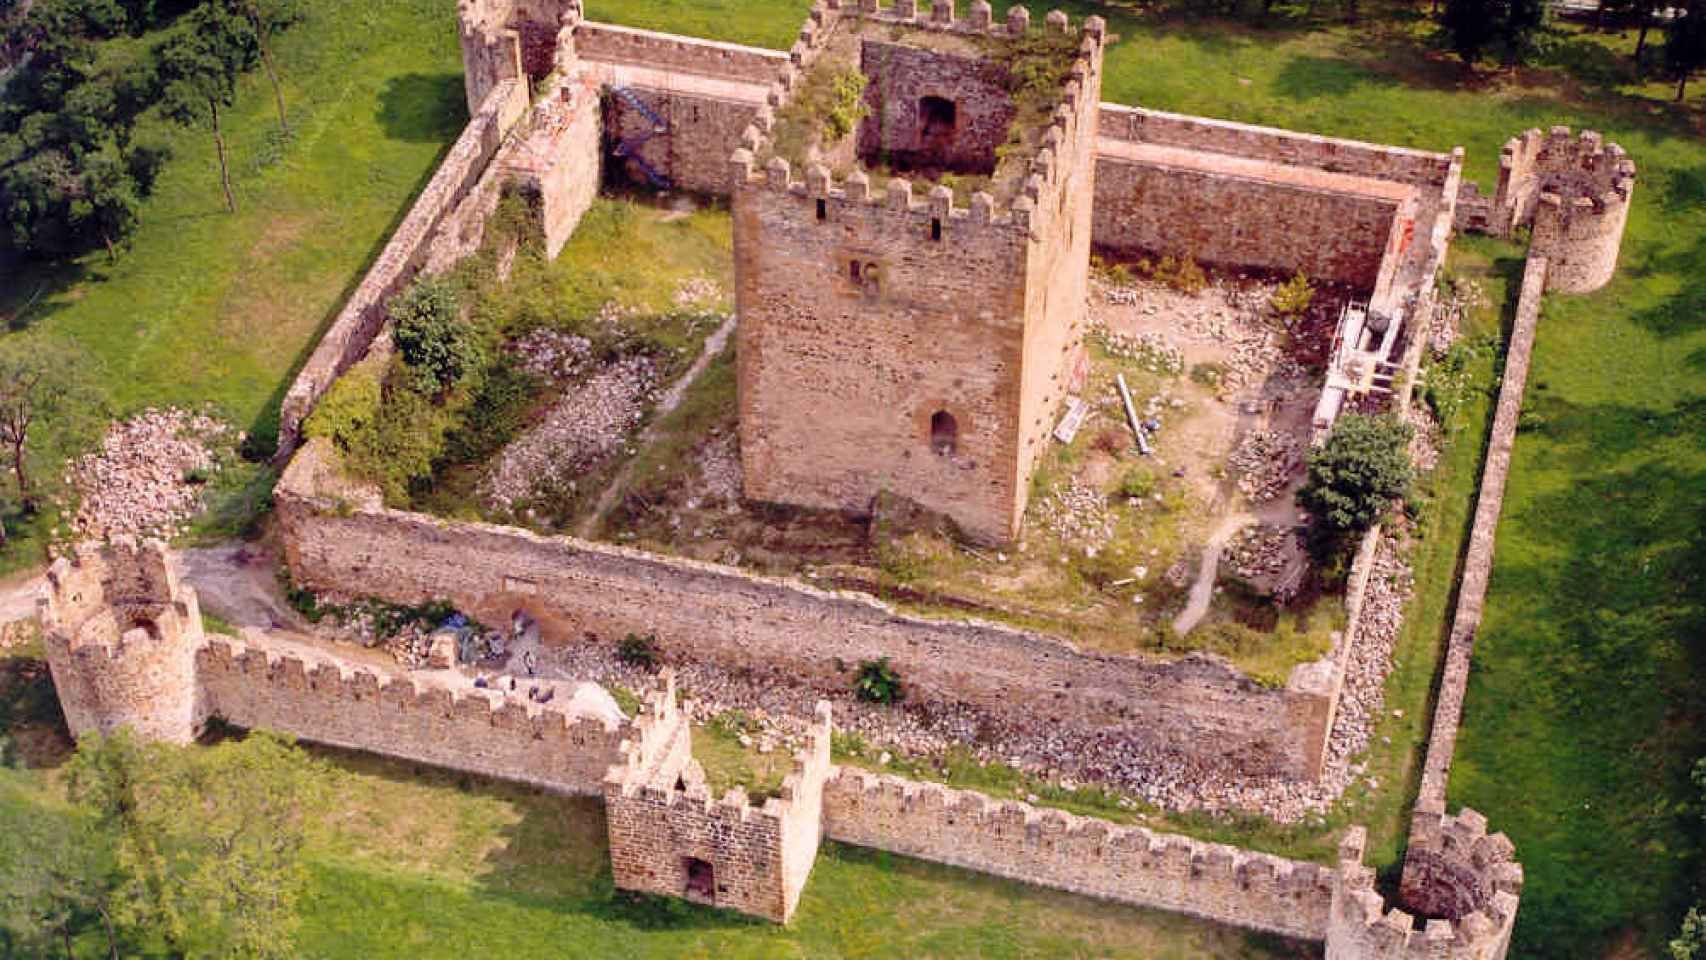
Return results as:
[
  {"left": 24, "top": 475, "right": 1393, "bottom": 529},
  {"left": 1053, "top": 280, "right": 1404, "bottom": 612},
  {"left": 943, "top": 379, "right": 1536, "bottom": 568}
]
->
[
  {"left": 1493, "top": 126, "right": 1636, "bottom": 293},
  {"left": 38, "top": 538, "right": 205, "bottom": 744}
]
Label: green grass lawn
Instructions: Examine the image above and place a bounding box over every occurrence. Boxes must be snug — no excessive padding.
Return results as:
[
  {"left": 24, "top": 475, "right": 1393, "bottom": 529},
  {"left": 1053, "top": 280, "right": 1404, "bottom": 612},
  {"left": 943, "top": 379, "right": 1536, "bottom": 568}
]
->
[{"left": 292, "top": 746, "right": 1319, "bottom": 960}]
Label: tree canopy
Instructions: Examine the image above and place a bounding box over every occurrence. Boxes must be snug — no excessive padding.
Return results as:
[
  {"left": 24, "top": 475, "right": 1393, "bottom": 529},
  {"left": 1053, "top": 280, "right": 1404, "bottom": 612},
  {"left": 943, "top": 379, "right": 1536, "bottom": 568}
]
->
[{"left": 1298, "top": 412, "right": 1414, "bottom": 534}]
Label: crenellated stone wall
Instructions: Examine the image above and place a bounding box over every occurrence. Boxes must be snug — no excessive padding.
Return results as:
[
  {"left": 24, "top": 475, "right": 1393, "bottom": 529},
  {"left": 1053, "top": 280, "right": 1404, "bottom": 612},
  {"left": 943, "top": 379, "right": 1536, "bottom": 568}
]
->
[
  {"left": 602, "top": 675, "right": 833, "bottom": 922},
  {"left": 196, "top": 638, "right": 628, "bottom": 794},
  {"left": 1477, "top": 126, "right": 1635, "bottom": 292},
  {"left": 821, "top": 766, "right": 1336, "bottom": 939},
  {"left": 731, "top": 5, "right": 1106, "bottom": 545},
  {"left": 1330, "top": 824, "right": 1520, "bottom": 959},
  {"left": 38, "top": 538, "right": 204, "bottom": 744}
]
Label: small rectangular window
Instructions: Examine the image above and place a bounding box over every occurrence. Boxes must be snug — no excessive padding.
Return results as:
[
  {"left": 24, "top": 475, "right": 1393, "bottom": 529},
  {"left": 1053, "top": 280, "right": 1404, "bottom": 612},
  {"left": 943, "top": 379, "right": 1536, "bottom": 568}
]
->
[
  {"left": 930, "top": 218, "right": 942, "bottom": 242},
  {"left": 816, "top": 199, "right": 827, "bottom": 221},
  {"left": 850, "top": 260, "right": 862, "bottom": 281}
]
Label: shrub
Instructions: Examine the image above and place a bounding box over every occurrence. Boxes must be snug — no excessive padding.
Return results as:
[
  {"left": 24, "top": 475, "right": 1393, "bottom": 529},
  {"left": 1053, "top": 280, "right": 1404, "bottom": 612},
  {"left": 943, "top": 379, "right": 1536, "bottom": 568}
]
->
[
  {"left": 853, "top": 657, "right": 905, "bottom": 704},
  {"left": 390, "top": 275, "right": 485, "bottom": 395},
  {"left": 1270, "top": 271, "right": 1314, "bottom": 319},
  {"left": 1152, "top": 254, "right": 1207, "bottom": 295},
  {"left": 1118, "top": 467, "right": 1157, "bottom": 499},
  {"left": 344, "top": 362, "right": 458, "bottom": 506},
  {"left": 303, "top": 355, "right": 383, "bottom": 454},
  {"left": 617, "top": 632, "right": 660, "bottom": 669},
  {"left": 1299, "top": 413, "right": 1414, "bottom": 534},
  {"left": 822, "top": 66, "right": 869, "bottom": 141},
  {"left": 1189, "top": 362, "right": 1226, "bottom": 389}
]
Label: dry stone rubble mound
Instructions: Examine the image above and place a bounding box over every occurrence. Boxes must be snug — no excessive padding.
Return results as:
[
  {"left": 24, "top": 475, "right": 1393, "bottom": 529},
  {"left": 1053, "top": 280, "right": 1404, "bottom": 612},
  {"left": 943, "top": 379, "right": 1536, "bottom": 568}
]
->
[
  {"left": 1228, "top": 429, "right": 1302, "bottom": 503},
  {"left": 65, "top": 408, "right": 233, "bottom": 542}
]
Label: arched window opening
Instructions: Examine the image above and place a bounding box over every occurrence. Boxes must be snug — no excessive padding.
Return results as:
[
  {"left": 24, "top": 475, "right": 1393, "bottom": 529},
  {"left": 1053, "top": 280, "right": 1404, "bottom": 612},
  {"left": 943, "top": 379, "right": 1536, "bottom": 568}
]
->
[
  {"left": 919, "top": 96, "right": 957, "bottom": 146},
  {"left": 930, "top": 410, "right": 958, "bottom": 456}
]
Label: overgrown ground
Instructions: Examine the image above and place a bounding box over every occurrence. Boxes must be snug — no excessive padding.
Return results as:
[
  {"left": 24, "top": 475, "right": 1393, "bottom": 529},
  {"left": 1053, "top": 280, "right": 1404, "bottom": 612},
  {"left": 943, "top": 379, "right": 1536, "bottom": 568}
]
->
[{"left": 0, "top": 0, "right": 1700, "bottom": 955}]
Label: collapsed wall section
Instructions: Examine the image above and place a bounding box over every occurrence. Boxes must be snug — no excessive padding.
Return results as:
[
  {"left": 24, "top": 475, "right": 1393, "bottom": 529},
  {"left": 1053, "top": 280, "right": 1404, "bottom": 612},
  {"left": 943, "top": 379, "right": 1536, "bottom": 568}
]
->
[
  {"left": 822, "top": 767, "right": 1334, "bottom": 939},
  {"left": 277, "top": 438, "right": 1336, "bottom": 779},
  {"left": 196, "top": 638, "right": 628, "bottom": 794}
]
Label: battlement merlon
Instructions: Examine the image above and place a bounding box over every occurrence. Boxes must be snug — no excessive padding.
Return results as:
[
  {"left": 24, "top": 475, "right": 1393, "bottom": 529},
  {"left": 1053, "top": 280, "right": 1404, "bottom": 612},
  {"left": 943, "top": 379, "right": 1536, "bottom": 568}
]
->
[{"left": 732, "top": 4, "right": 1106, "bottom": 222}]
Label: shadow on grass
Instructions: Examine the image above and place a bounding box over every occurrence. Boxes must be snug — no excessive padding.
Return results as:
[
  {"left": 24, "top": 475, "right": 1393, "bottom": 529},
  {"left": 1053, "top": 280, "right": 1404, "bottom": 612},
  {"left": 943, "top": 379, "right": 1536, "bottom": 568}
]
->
[
  {"left": 1630, "top": 234, "right": 1706, "bottom": 344},
  {"left": 1273, "top": 53, "right": 1399, "bottom": 100},
  {"left": 376, "top": 72, "right": 468, "bottom": 144},
  {"left": 1466, "top": 397, "right": 1706, "bottom": 957}
]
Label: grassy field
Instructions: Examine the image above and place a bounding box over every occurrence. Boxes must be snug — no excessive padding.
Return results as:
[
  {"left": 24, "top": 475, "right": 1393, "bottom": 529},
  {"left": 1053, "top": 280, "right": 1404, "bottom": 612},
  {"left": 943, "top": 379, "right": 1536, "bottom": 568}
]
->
[{"left": 2, "top": 0, "right": 1701, "bottom": 955}]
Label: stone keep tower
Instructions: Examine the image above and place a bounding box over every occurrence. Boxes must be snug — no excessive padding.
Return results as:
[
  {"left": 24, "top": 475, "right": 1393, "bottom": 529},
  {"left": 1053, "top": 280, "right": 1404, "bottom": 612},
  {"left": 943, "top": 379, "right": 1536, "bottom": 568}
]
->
[
  {"left": 38, "top": 538, "right": 205, "bottom": 744},
  {"left": 1491, "top": 126, "right": 1635, "bottom": 294},
  {"left": 732, "top": 1, "right": 1106, "bottom": 544}
]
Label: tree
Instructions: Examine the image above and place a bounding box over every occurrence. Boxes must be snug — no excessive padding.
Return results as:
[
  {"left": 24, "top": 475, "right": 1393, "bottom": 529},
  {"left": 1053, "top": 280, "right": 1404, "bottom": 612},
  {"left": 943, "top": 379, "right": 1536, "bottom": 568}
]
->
[
  {"left": 1441, "top": 0, "right": 1501, "bottom": 66},
  {"left": 1499, "top": 0, "right": 1547, "bottom": 66},
  {"left": 1666, "top": 0, "right": 1706, "bottom": 100},
  {"left": 0, "top": 775, "right": 124, "bottom": 960},
  {"left": 1634, "top": 0, "right": 1668, "bottom": 73},
  {"left": 68, "top": 730, "right": 328, "bottom": 959},
  {"left": 1298, "top": 412, "right": 1414, "bottom": 534},
  {"left": 154, "top": 3, "right": 256, "bottom": 213},
  {"left": 223, "top": 0, "right": 302, "bottom": 135},
  {"left": 0, "top": 335, "right": 102, "bottom": 541},
  {"left": 389, "top": 275, "right": 484, "bottom": 395}
]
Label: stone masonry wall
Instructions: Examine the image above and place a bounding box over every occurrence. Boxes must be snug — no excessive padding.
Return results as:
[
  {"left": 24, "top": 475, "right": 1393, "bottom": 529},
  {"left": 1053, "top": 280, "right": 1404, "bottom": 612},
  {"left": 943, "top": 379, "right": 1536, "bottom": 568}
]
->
[
  {"left": 821, "top": 766, "right": 1336, "bottom": 939},
  {"left": 196, "top": 637, "right": 629, "bottom": 795},
  {"left": 1485, "top": 127, "right": 1634, "bottom": 292},
  {"left": 576, "top": 21, "right": 786, "bottom": 84},
  {"left": 39, "top": 539, "right": 204, "bottom": 744},
  {"left": 856, "top": 39, "right": 1015, "bottom": 175},
  {"left": 277, "top": 438, "right": 1336, "bottom": 779},
  {"left": 1410, "top": 255, "right": 1547, "bottom": 818},
  {"left": 1098, "top": 105, "right": 1453, "bottom": 187},
  {"left": 498, "top": 75, "right": 605, "bottom": 258},
  {"left": 1329, "top": 825, "right": 1518, "bottom": 959},
  {"left": 608, "top": 85, "right": 766, "bottom": 196},
  {"left": 603, "top": 674, "right": 832, "bottom": 922},
  {"left": 276, "top": 80, "right": 529, "bottom": 457},
  {"left": 1091, "top": 153, "right": 1403, "bottom": 288}
]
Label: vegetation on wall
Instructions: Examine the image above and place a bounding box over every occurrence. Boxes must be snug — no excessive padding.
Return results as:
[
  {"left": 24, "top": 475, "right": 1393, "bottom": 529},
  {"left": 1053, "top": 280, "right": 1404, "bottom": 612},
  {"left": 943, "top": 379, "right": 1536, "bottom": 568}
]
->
[{"left": 1299, "top": 413, "right": 1414, "bottom": 535}]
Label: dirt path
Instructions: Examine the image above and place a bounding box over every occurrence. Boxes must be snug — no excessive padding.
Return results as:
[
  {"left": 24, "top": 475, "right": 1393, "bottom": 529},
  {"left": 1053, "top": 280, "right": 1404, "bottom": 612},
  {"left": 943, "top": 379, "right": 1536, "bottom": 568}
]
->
[
  {"left": 1172, "top": 511, "right": 1246, "bottom": 636},
  {"left": 576, "top": 313, "right": 737, "bottom": 539}
]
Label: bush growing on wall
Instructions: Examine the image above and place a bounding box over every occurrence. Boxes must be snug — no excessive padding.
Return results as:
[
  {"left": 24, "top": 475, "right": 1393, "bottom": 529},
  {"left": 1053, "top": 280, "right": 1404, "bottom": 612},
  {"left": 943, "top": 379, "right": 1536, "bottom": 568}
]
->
[
  {"left": 853, "top": 657, "right": 905, "bottom": 704},
  {"left": 390, "top": 275, "right": 485, "bottom": 395},
  {"left": 1299, "top": 412, "right": 1414, "bottom": 534}
]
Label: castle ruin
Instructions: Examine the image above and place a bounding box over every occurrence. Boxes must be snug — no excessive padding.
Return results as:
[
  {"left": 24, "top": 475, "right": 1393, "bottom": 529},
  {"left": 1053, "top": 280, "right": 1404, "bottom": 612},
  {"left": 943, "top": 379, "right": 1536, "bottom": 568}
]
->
[{"left": 39, "top": 0, "right": 1647, "bottom": 952}]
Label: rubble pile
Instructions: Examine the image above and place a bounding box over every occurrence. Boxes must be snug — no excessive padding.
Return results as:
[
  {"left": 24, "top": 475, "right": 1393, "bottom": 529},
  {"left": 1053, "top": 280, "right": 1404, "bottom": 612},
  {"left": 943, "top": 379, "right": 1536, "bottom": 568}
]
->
[
  {"left": 690, "top": 431, "right": 741, "bottom": 507},
  {"left": 1429, "top": 277, "right": 1485, "bottom": 357},
  {"left": 543, "top": 530, "right": 1413, "bottom": 823},
  {"left": 1223, "top": 523, "right": 1297, "bottom": 581},
  {"left": 1031, "top": 479, "right": 1116, "bottom": 548},
  {"left": 510, "top": 329, "right": 592, "bottom": 381},
  {"left": 1227, "top": 429, "right": 1303, "bottom": 502},
  {"left": 66, "top": 408, "right": 233, "bottom": 541},
  {"left": 1406, "top": 403, "right": 1442, "bottom": 473},
  {"left": 1093, "top": 325, "right": 1186, "bottom": 376},
  {"left": 672, "top": 275, "right": 725, "bottom": 310},
  {"left": 1098, "top": 278, "right": 1309, "bottom": 395},
  {"left": 484, "top": 356, "right": 660, "bottom": 509}
]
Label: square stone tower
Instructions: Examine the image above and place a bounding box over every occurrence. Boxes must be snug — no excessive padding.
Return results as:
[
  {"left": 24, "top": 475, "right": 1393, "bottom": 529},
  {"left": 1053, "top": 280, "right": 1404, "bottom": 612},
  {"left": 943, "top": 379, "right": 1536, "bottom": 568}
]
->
[{"left": 731, "top": 1, "right": 1105, "bottom": 544}]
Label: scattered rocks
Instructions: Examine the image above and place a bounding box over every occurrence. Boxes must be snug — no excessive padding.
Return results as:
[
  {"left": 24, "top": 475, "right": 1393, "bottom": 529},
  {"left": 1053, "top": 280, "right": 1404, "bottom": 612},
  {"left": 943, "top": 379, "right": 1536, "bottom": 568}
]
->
[
  {"left": 1223, "top": 523, "right": 1297, "bottom": 581},
  {"left": 483, "top": 356, "right": 661, "bottom": 510},
  {"left": 1227, "top": 429, "right": 1303, "bottom": 502},
  {"left": 672, "top": 275, "right": 725, "bottom": 310},
  {"left": 510, "top": 329, "right": 592, "bottom": 382},
  {"left": 66, "top": 408, "right": 234, "bottom": 542},
  {"left": 1031, "top": 479, "right": 1115, "bottom": 547}
]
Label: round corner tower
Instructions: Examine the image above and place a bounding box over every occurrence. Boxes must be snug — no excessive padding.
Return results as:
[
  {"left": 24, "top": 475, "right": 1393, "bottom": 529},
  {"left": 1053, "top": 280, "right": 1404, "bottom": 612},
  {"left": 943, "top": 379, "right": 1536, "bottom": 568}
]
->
[
  {"left": 38, "top": 538, "right": 205, "bottom": 744},
  {"left": 1325, "top": 809, "right": 1524, "bottom": 960},
  {"left": 1493, "top": 126, "right": 1635, "bottom": 293}
]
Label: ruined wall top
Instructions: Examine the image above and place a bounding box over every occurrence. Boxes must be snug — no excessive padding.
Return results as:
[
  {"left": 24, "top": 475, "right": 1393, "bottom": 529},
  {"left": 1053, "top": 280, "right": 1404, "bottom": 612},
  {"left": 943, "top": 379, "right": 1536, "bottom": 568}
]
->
[
  {"left": 731, "top": 1, "right": 1106, "bottom": 224},
  {"left": 1331, "top": 819, "right": 1521, "bottom": 960},
  {"left": 39, "top": 537, "right": 193, "bottom": 657}
]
